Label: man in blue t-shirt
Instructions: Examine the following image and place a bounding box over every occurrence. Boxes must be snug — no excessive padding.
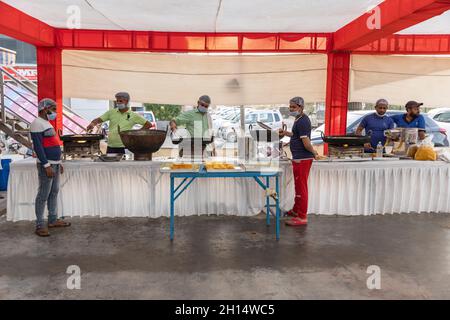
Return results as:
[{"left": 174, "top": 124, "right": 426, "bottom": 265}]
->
[
  {"left": 356, "top": 99, "right": 395, "bottom": 151},
  {"left": 278, "top": 96, "right": 318, "bottom": 227},
  {"left": 390, "top": 101, "right": 426, "bottom": 141}
]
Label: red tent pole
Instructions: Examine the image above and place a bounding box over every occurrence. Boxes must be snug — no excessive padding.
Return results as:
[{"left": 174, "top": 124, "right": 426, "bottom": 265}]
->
[
  {"left": 37, "top": 47, "right": 63, "bottom": 134},
  {"left": 324, "top": 52, "right": 350, "bottom": 155}
]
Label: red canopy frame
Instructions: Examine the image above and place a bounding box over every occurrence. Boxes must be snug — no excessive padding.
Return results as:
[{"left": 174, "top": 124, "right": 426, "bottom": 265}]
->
[{"left": 0, "top": 1, "right": 449, "bottom": 152}]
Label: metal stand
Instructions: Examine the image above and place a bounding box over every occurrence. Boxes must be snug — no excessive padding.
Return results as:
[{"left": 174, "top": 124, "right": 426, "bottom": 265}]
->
[{"left": 169, "top": 167, "right": 281, "bottom": 241}]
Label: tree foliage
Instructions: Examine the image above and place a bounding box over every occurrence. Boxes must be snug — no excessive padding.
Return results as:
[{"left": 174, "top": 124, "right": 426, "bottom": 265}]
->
[{"left": 143, "top": 103, "right": 182, "bottom": 120}]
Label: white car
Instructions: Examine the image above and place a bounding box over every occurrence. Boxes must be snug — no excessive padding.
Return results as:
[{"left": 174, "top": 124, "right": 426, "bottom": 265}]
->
[
  {"left": 219, "top": 110, "right": 284, "bottom": 142},
  {"left": 428, "top": 108, "right": 450, "bottom": 134},
  {"left": 212, "top": 110, "right": 240, "bottom": 131}
]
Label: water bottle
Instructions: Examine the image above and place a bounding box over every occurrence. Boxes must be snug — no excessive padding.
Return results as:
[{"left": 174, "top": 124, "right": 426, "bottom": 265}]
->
[{"left": 376, "top": 141, "right": 383, "bottom": 158}]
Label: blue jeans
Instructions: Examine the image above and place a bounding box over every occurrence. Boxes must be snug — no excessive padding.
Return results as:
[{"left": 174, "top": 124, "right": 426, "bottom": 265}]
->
[{"left": 35, "top": 164, "right": 60, "bottom": 229}]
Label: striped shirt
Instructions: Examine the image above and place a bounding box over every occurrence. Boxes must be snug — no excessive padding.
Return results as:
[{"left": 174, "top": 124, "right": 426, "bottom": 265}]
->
[{"left": 30, "top": 117, "right": 62, "bottom": 167}]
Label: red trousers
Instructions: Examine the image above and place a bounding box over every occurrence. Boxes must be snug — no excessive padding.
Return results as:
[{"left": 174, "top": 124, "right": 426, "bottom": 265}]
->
[{"left": 292, "top": 159, "right": 313, "bottom": 219}]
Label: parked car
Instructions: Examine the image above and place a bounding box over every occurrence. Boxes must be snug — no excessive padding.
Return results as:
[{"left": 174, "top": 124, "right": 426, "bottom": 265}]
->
[
  {"left": 133, "top": 111, "right": 157, "bottom": 129},
  {"left": 311, "top": 110, "right": 449, "bottom": 147},
  {"left": 219, "top": 109, "right": 284, "bottom": 142},
  {"left": 428, "top": 108, "right": 450, "bottom": 134},
  {"left": 212, "top": 110, "right": 240, "bottom": 131}
]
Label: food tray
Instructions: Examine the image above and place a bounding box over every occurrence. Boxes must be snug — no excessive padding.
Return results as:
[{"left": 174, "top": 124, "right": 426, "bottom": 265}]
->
[
  {"left": 325, "top": 158, "right": 373, "bottom": 162},
  {"left": 205, "top": 165, "right": 244, "bottom": 172},
  {"left": 160, "top": 164, "right": 200, "bottom": 173},
  {"left": 372, "top": 157, "right": 400, "bottom": 161}
]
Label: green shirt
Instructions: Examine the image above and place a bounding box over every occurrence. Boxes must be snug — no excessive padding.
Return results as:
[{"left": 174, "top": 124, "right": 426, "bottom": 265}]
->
[
  {"left": 175, "top": 109, "right": 210, "bottom": 138},
  {"left": 100, "top": 109, "right": 147, "bottom": 147}
]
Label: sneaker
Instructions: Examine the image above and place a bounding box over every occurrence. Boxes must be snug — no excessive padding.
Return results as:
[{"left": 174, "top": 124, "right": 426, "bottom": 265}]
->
[{"left": 285, "top": 217, "right": 308, "bottom": 226}]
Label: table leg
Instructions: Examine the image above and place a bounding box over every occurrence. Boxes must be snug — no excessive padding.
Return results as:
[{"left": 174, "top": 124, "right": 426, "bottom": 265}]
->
[
  {"left": 276, "top": 174, "right": 280, "bottom": 241},
  {"left": 266, "top": 176, "right": 270, "bottom": 226},
  {"left": 170, "top": 175, "right": 175, "bottom": 241}
]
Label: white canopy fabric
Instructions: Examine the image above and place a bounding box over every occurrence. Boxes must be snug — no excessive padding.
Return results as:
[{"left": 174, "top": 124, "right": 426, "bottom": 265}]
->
[
  {"left": 62, "top": 50, "right": 327, "bottom": 105},
  {"left": 350, "top": 55, "right": 450, "bottom": 108},
  {"left": 399, "top": 11, "right": 450, "bottom": 34},
  {"left": 5, "top": 0, "right": 385, "bottom": 33}
]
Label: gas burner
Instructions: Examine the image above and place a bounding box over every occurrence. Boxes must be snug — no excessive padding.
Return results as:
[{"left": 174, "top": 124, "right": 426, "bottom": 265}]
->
[
  {"left": 328, "top": 146, "right": 365, "bottom": 159},
  {"left": 61, "top": 134, "right": 103, "bottom": 160}
]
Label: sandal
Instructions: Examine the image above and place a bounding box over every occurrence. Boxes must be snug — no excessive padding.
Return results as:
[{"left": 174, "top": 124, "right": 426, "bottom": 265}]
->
[
  {"left": 35, "top": 228, "right": 50, "bottom": 237},
  {"left": 48, "top": 219, "right": 72, "bottom": 228}
]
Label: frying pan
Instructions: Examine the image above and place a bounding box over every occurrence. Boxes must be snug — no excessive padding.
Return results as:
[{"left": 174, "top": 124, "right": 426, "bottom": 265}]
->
[
  {"left": 321, "top": 132, "right": 371, "bottom": 147},
  {"left": 60, "top": 134, "right": 104, "bottom": 142}
]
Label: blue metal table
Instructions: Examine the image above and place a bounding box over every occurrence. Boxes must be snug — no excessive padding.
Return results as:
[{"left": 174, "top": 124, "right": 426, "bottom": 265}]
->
[{"left": 169, "top": 166, "right": 281, "bottom": 241}]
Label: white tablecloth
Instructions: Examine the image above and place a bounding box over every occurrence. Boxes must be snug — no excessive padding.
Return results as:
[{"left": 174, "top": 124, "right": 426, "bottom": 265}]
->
[
  {"left": 7, "top": 158, "right": 291, "bottom": 221},
  {"left": 7, "top": 158, "right": 450, "bottom": 222}
]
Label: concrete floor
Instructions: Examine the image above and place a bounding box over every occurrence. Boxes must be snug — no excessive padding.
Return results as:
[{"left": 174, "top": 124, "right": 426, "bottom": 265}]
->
[{"left": 0, "top": 213, "right": 449, "bottom": 299}]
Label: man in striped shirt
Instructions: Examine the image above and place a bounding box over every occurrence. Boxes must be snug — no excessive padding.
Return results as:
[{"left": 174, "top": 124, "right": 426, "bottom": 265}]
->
[{"left": 30, "top": 98, "right": 71, "bottom": 237}]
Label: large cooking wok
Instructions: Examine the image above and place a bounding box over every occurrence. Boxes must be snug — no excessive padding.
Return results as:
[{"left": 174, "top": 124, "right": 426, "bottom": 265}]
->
[
  {"left": 119, "top": 128, "right": 167, "bottom": 160},
  {"left": 321, "top": 133, "right": 371, "bottom": 147}
]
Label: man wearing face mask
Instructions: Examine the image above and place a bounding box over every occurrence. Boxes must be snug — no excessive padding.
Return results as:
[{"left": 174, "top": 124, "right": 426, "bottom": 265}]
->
[
  {"left": 169, "top": 95, "right": 212, "bottom": 139},
  {"left": 31, "top": 98, "right": 70, "bottom": 237},
  {"left": 87, "top": 92, "right": 151, "bottom": 154},
  {"left": 279, "top": 97, "right": 319, "bottom": 226},
  {"left": 356, "top": 99, "right": 395, "bottom": 151}
]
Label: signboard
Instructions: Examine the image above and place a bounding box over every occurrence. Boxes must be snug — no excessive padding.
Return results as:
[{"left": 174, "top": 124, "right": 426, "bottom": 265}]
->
[{"left": 2, "top": 65, "right": 37, "bottom": 82}]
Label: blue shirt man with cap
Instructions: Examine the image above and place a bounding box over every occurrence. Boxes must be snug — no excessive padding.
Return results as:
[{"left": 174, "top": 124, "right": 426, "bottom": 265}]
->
[
  {"left": 356, "top": 99, "right": 395, "bottom": 150},
  {"left": 390, "top": 101, "right": 426, "bottom": 140}
]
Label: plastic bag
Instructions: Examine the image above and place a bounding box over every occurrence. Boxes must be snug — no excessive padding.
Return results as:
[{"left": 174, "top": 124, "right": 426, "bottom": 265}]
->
[
  {"left": 414, "top": 137, "right": 437, "bottom": 161},
  {"left": 437, "top": 149, "right": 450, "bottom": 163}
]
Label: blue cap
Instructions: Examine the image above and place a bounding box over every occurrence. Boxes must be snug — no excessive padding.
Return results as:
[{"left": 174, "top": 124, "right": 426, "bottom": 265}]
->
[{"left": 38, "top": 98, "right": 56, "bottom": 111}]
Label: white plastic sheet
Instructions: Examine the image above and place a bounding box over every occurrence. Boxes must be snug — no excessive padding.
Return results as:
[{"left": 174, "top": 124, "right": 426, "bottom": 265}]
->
[
  {"left": 350, "top": 55, "right": 450, "bottom": 108},
  {"left": 62, "top": 50, "right": 327, "bottom": 105}
]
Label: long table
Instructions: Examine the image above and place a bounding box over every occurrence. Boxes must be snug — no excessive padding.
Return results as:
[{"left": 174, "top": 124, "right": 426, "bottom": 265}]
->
[{"left": 7, "top": 158, "right": 450, "bottom": 223}]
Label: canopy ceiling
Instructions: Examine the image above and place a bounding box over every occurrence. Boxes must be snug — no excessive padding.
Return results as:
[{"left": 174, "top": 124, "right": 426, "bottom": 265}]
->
[{"left": 4, "top": 0, "right": 388, "bottom": 33}]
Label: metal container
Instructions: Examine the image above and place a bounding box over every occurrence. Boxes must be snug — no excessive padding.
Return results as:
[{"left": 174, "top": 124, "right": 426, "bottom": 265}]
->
[
  {"left": 249, "top": 129, "right": 280, "bottom": 143},
  {"left": 119, "top": 129, "right": 167, "bottom": 161}
]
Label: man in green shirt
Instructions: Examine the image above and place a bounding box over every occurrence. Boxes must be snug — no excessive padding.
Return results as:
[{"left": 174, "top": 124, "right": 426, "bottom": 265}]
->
[
  {"left": 87, "top": 92, "right": 151, "bottom": 154},
  {"left": 170, "top": 95, "right": 212, "bottom": 138}
]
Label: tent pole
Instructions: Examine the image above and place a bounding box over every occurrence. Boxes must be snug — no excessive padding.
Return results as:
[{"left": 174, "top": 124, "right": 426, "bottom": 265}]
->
[
  {"left": 324, "top": 52, "right": 350, "bottom": 155},
  {"left": 37, "top": 47, "right": 63, "bottom": 134}
]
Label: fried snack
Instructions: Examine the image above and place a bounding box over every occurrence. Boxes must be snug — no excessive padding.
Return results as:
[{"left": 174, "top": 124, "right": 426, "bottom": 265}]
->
[
  {"left": 170, "top": 163, "right": 194, "bottom": 170},
  {"left": 205, "top": 162, "right": 235, "bottom": 170}
]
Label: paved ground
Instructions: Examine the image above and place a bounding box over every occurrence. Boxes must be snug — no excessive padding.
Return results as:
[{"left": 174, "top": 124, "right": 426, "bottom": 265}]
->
[{"left": 0, "top": 213, "right": 449, "bottom": 299}]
